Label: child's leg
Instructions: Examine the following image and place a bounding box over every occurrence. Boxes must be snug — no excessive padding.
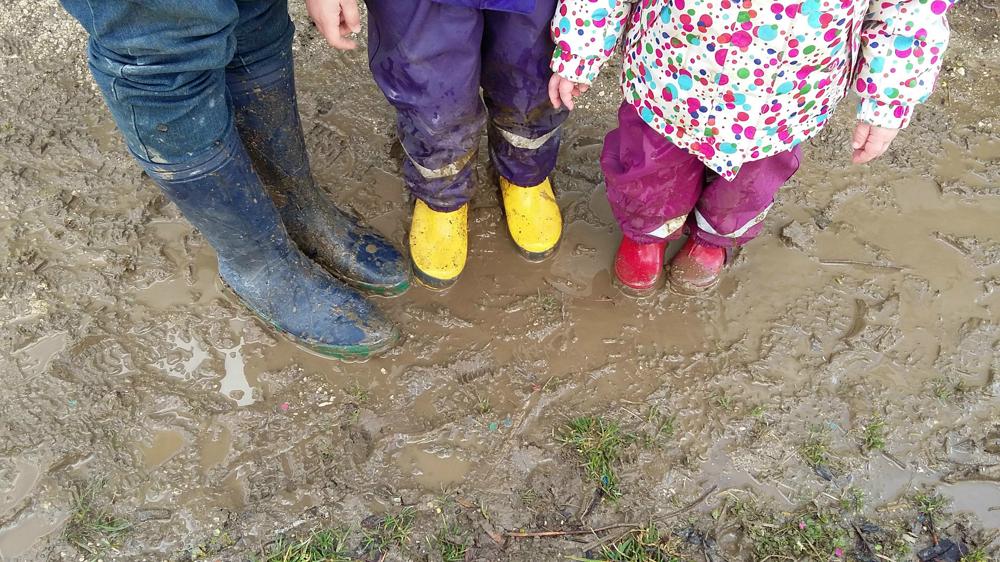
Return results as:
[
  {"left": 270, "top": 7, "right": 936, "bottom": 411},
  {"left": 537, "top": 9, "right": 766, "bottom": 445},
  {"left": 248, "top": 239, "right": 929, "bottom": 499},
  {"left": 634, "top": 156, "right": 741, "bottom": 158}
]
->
[
  {"left": 481, "top": 0, "right": 567, "bottom": 186},
  {"left": 601, "top": 103, "right": 705, "bottom": 244},
  {"left": 692, "top": 147, "right": 803, "bottom": 247},
  {"left": 366, "top": 1, "right": 485, "bottom": 211}
]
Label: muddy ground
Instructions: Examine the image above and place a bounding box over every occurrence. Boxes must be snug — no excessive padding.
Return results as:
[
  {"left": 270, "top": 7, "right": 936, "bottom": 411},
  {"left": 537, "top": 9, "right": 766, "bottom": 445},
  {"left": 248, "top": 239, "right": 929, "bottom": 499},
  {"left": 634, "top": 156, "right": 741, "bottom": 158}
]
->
[{"left": 1, "top": 2, "right": 999, "bottom": 561}]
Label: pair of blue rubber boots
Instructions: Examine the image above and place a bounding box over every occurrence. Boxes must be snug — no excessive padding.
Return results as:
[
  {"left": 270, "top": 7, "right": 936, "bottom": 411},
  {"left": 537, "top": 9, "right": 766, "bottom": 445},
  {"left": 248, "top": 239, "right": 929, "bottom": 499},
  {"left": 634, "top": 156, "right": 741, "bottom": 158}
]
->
[{"left": 145, "top": 60, "right": 409, "bottom": 360}]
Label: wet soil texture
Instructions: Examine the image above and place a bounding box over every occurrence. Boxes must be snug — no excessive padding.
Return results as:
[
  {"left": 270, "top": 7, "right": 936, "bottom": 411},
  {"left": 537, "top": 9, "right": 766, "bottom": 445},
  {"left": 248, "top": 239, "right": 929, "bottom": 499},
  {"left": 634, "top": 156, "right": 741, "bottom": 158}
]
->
[{"left": 1, "top": 2, "right": 999, "bottom": 561}]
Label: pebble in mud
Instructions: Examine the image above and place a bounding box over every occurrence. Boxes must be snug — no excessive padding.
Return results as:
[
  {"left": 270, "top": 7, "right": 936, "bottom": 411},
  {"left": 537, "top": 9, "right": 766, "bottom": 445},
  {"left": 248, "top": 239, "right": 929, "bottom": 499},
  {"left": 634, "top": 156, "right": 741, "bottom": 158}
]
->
[{"left": 779, "top": 220, "right": 818, "bottom": 252}]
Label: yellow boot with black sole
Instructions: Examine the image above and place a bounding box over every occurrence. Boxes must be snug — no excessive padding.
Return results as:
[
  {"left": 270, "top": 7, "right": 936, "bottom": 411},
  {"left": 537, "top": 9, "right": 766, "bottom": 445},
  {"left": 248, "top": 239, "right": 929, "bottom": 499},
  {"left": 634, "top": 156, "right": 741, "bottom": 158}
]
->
[
  {"left": 500, "top": 177, "right": 562, "bottom": 262},
  {"left": 409, "top": 200, "right": 468, "bottom": 290}
]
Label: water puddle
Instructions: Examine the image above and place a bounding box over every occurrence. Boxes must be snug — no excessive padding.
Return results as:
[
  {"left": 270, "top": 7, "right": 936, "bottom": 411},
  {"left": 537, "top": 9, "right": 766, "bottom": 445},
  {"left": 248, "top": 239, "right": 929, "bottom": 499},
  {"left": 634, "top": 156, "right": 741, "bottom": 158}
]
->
[
  {"left": 0, "top": 460, "right": 41, "bottom": 514},
  {"left": 198, "top": 425, "right": 232, "bottom": 474},
  {"left": 138, "top": 430, "right": 186, "bottom": 470},
  {"left": 219, "top": 339, "right": 255, "bottom": 407},
  {"left": 940, "top": 481, "right": 1000, "bottom": 529},
  {"left": 860, "top": 456, "right": 1000, "bottom": 528},
  {"left": 155, "top": 334, "right": 210, "bottom": 379},
  {"left": 11, "top": 331, "right": 67, "bottom": 378},
  {"left": 0, "top": 512, "right": 66, "bottom": 561},
  {"left": 154, "top": 334, "right": 257, "bottom": 407},
  {"left": 396, "top": 444, "right": 472, "bottom": 490}
]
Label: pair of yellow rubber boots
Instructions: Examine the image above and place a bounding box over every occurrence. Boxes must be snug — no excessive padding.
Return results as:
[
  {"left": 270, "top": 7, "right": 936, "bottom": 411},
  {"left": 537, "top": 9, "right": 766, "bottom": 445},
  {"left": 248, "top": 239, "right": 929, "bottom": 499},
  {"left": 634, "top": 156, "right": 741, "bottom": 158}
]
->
[{"left": 410, "top": 178, "right": 560, "bottom": 289}]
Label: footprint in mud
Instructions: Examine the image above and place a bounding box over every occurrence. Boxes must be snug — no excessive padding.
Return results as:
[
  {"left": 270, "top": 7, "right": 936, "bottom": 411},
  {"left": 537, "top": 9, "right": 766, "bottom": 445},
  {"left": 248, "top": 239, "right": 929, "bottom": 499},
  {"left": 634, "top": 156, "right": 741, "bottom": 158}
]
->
[{"left": 344, "top": 421, "right": 376, "bottom": 467}]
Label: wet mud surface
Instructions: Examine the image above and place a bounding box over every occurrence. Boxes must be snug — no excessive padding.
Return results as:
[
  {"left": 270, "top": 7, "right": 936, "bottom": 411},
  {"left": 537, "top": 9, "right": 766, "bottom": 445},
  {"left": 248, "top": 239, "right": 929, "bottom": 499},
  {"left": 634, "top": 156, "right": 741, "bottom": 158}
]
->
[{"left": 1, "top": 2, "right": 999, "bottom": 561}]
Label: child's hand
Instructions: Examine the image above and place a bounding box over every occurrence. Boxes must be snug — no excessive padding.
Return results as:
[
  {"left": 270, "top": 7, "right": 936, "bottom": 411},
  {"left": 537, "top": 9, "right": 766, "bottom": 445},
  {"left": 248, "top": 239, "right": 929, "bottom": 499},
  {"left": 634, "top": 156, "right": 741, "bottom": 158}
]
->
[
  {"left": 851, "top": 122, "right": 900, "bottom": 164},
  {"left": 306, "top": 0, "right": 362, "bottom": 50},
  {"left": 548, "top": 74, "right": 589, "bottom": 111}
]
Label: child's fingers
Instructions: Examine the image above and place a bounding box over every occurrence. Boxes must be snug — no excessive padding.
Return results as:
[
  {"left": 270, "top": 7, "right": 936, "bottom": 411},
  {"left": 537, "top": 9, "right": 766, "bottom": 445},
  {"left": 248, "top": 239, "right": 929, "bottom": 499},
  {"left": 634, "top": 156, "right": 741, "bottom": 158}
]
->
[
  {"left": 852, "top": 140, "right": 886, "bottom": 164},
  {"left": 308, "top": 0, "right": 356, "bottom": 49},
  {"left": 852, "top": 125, "right": 898, "bottom": 164},
  {"left": 340, "top": 0, "right": 362, "bottom": 33},
  {"left": 329, "top": 34, "right": 358, "bottom": 50},
  {"left": 852, "top": 146, "right": 875, "bottom": 164},
  {"left": 558, "top": 79, "right": 576, "bottom": 110},
  {"left": 851, "top": 122, "right": 871, "bottom": 150},
  {"left": 548, "top": 75, "right": 562, "bottom": 109}
]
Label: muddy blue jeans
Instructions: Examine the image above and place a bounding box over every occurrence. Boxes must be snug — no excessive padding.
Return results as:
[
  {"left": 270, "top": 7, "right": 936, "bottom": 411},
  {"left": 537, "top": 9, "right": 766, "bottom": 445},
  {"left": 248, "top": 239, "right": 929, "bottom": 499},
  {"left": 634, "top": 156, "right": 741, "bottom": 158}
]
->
[
  {"left": 367, "top": 0, "right": 567, "bottom": 211},
  {"left": 59, "top": 0, "right": 293, "bottom": 166}
]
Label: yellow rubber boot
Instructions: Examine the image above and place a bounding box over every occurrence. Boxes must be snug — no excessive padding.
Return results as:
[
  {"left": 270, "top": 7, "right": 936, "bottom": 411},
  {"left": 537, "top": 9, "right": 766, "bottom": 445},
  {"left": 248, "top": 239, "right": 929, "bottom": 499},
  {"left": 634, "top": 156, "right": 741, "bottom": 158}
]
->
[
  {"left": 409, "top": 200, "right": 468, "bottom": 290},
  {"left": 500, "top": 177, "right": 562, "bottom": 262}
]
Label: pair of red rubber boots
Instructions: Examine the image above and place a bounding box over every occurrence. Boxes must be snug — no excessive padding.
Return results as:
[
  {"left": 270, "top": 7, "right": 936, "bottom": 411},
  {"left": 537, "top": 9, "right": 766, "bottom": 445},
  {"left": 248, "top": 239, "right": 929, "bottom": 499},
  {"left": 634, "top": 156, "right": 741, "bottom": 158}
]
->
[{"left": 614, "top": 236, "right": 727, "bottom": 296}]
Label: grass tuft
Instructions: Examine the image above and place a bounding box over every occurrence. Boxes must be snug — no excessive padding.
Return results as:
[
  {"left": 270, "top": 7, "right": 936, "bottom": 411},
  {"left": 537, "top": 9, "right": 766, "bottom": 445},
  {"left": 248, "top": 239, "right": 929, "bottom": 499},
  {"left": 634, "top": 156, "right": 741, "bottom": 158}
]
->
[
  {"left": 799, "top": 427, "right": 832, "bottom": 468},
  {"left": 713, "top": 393, "right": 735, "bottom": 411},
  {"left": 593, "top": 524, "right": 683, "bottom": 562},
  {"left": 931, "top": 377, "right": 966, "bottom": 402},
  {"left": 724, "top": 494, "right": 850, "bottom": 561},
  {"left": 63, "top": 480, "right": 131, "bottom": 561},
  {"left": 475, "top": 395, "right": 492, "bottom": 416},
  {"left": 912, "top": 489, "right": 949, "bottom": 517},
  {"left": 431, "top": 524, "right": 469, "bottom": 562},
  {"left": 362, "top": 507, "right": 415, "bottom": 555},
  {"left": 960, "top": 548, "right": 989, "bottom": 562},
  {"left": 641, "top": 408, "right": 676, "bottom": 449},
  {"left": 559, "top": 416, "right": 635, "bottom": 499},
  {"left": 258, "top": 529, "right": 352, "bottom": 562},
  {"left": 860, "top": 416, "right": 887, "bottom": 453},
  {"left": 345, "top": 382, "right": 370, "bottom": 404},
  {"left": 839, "top": 487, "right": 865, "bottom": 514}
]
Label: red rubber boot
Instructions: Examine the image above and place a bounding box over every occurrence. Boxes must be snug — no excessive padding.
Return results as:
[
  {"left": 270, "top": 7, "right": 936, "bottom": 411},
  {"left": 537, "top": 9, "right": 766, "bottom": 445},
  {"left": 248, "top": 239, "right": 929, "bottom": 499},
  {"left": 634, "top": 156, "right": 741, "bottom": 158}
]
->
[
  {"left": 668, "top": 237, "right": 727, "bottom": 295},
  {"left": 614, "top": 236, "right": 668, "bottom": 296}
]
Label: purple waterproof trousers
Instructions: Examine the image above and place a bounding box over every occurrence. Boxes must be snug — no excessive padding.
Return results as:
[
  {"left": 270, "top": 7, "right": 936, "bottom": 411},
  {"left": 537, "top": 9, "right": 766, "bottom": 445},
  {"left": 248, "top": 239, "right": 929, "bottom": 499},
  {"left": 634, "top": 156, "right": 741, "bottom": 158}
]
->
[
  {"left": 601, "top": 103, "right": 802, "bottom": 248},
  {"left": 366, "top": 0, "right": 566, "bottom": 211}
]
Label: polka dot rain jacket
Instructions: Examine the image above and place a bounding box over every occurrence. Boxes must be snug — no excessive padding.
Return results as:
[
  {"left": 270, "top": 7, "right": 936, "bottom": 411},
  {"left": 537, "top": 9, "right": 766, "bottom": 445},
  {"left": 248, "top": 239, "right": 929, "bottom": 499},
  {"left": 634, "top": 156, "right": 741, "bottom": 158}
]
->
[{"left": 550, "top": 0, "right": 955, "bottom": 177}]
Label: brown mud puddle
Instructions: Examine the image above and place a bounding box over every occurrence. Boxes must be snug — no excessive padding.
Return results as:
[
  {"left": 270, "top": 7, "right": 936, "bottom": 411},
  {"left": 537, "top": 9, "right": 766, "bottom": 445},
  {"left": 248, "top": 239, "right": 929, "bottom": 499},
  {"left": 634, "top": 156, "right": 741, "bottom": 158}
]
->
[{"left": 1, "top": 2, "right": 999, "bottom": 560}]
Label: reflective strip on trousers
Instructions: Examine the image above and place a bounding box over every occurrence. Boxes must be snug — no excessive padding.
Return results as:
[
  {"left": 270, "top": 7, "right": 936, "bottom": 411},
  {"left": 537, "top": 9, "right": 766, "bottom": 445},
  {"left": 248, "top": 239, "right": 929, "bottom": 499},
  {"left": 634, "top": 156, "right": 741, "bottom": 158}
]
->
[
  {"left": 646, "top": 214, "right": 688, "bottom": 239},
  {"left": 403, "top": 146, "right": 476, "bottom": 180},
  {"left": 694, "top": 202, "right": 774, "bottom": 239},
  {"left": 495, "top": 125, "right": 560, "bottom": 150}
]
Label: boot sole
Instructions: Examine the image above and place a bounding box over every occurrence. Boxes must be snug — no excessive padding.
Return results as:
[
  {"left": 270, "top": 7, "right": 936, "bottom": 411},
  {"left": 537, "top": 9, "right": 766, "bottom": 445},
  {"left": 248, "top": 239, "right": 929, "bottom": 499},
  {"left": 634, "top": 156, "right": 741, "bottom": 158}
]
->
[
  {"left": 309, "top": 254, "right": 412, "bottom": 298},
  {"left": 667, "top": 273, "right": 720, "bottom": 297},
  {"left": 410, "top": 256, "right": 461, "bottom": 291},
  {"left": 220, "top": 281, "right": 401, "bottom": 361},
  {"left": 514, "top": 237, "right": 561, "bottom": 263},
  {"left": 337, "top": 275, "right": 412, "bottom": 298},
  {"left": 614, "top": 274, "right": 664, "bottom": 298}
]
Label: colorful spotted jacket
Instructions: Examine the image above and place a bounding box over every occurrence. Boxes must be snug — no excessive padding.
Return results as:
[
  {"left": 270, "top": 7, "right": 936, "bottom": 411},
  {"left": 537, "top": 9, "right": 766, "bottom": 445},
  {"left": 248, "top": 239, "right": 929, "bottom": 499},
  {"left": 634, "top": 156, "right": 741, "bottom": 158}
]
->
[{"left": 550, "top": 0, "right": 954, "bottom": 177}]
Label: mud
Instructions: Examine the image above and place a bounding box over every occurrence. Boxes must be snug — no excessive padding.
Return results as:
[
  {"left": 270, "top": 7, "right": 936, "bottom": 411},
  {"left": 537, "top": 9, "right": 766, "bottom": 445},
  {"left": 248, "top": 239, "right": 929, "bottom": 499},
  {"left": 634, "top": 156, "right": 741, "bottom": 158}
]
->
[{"left": 1, "top": 2, "right": 999, "bottom": 561}]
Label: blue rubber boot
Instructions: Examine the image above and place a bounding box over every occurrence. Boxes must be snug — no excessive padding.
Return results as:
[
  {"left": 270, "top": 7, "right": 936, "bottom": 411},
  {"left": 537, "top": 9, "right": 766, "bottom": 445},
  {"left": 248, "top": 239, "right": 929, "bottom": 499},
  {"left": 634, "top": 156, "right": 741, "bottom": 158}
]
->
[
  {"left": 227, "top": 51, "right": 411, "bottom": 297},
  {"left": 144, "top": 126, "right": 399, "bottom": 360}
]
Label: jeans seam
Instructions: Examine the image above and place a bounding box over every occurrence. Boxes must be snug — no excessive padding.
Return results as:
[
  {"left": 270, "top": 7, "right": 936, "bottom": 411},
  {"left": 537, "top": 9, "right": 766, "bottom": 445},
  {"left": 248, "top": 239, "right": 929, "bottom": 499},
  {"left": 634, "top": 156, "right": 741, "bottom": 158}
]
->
[
  {"left": 84, "top": 0, "right": 96, "bottom": 35},
  {"left": 110, "top": 75, "right": 149, "bottom": 162}
]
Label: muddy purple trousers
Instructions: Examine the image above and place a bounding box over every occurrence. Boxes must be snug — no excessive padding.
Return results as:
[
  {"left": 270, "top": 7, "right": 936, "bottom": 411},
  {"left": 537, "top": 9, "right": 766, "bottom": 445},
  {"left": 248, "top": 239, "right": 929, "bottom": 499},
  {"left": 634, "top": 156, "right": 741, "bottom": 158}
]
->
[
  {"left": 601, "top": 103, "right": 802, "bottom": 248},
  {"left": 366, "top": 0, "right": 566, "bottom": 211}
]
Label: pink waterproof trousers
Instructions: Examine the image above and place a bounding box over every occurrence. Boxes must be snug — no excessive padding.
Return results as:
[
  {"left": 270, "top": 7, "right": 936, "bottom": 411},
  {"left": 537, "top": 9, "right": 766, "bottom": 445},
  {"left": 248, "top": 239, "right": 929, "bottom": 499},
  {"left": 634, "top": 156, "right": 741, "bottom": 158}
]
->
[{"left": 601, "top": 102, "right": 802, "bottom": 248}]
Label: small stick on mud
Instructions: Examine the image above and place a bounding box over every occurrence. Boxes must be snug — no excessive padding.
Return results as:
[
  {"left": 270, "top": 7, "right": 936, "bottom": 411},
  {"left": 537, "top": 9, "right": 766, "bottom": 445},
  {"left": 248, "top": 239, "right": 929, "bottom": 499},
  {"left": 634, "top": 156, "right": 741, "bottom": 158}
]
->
[
  {"left": 853, "top": 522, "right": 897, "bottom": 562},
  {"left": 504, "top": 522, "right": 640, "bottom": 538},
  {"left": 505, "top": 485, "right": 719, "bottom": 540},
  {"left": 577, "top": 487, "right": 604, "bottom": 523},
  {"left": 653, "top": 484, "right": 719, "bottom": 523},
  {"left": 881, "top": 451, "right": 907, "bottom": 471},
  {"left": 581, "top": 528, "right": 634, "bottom": 554},
  {"left": 819, "top": 259, "right": 903, "bottom": 272}
]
